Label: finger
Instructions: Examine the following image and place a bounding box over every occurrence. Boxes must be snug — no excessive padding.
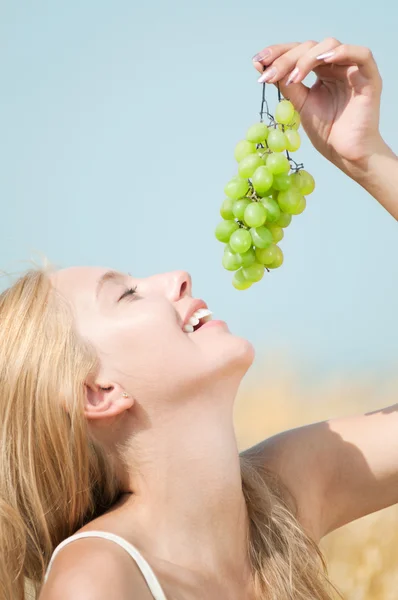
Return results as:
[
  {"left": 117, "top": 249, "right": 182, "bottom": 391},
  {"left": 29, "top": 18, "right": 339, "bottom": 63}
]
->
[
  {"left": 272, "top": 38, "right": 341, "bottom": 85},
  {"left": 317, "top": 44, "right": 381, "bottom": 83},
  {"left": 257, "top": 40, "right": 319, "bottom": 84},
  {"left": 256, "top": 41, "right": 317, "bottom": 110},
  {"left": 253, "top": 38, "right": 346, "bottom": 84},
  {"left": 313, "top": 63, "right": 350, "bottom": 82},
  {"left": 252, "top": 42, "right": 300, "bottom": 74}
]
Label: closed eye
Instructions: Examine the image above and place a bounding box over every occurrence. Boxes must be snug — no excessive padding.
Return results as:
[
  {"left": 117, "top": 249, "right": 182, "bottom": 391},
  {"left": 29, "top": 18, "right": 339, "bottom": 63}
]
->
[{"left": 118, "top": 286, "right": 138, "bottom": 302}]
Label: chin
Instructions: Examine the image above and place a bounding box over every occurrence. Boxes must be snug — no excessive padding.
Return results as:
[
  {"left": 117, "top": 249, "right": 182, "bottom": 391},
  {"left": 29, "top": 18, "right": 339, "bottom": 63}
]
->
[
  {"left": 212, "top": 333, "right": 255, "bottom": 376},
  {"left": 233, "top": 335, "right": 256, "bottom": 368}
]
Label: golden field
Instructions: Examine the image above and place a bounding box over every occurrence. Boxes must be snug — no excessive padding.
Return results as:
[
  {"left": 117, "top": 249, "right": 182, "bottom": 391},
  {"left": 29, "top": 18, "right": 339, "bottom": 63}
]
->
[{"left": 234, "top": 355, "right": 398, "bottom": 600}]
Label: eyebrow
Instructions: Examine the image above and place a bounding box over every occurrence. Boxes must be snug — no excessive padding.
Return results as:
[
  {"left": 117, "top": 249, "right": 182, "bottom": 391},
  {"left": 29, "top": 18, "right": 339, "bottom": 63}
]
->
[{"left": 95, "top": 270, "right": 126, "bottom": 299}]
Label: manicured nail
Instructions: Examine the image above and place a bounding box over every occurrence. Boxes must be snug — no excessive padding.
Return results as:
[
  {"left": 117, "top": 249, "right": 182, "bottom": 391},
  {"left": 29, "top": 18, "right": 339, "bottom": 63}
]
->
[
  {"left": 316, "top": 51, "right": 335, "bottom": 60},
  {"left": 252, "top": 50, "right": 270, "bottom": 62},
  {"left": 258, "top": 67, "right": 277, "bottom": 83},
  {"left": 286, "top": 67, "right": 300, "bottom": 86}
]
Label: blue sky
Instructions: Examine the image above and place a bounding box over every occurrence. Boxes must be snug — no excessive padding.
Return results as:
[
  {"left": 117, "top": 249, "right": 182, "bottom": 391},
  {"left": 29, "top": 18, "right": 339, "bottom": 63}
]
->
[{"left": 1, "top": 1, "right": 397, "bottom": 381}]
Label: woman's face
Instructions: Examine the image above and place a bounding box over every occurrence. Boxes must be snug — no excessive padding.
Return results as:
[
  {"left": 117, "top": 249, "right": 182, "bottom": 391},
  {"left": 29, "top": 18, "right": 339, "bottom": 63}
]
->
[{"left": 51, "top": 266, "right": 255, "bottom": 407}]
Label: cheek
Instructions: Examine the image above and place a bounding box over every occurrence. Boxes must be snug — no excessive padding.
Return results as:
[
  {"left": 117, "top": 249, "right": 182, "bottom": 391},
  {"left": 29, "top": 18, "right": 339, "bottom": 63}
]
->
[{"left": 95, "top": 312, "right": 190, "bottom": 390}]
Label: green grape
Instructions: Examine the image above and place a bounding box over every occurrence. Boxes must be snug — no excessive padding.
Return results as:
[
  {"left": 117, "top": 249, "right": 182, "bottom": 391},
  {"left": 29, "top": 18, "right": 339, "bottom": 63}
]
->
[
  {"left": 232, "top": 269, "right": 252, "bottom": 290},
  {"left": 229, "top": 228, "right": 252, "bottom": 253},
  {"left": 246, "top": 122, "right": 269, "bottom": 144},
  {"left": 255, "top": 243, "right": 279, "bottom": 265},
  {"left": 266, "top": 224, "right": 284, "bottom": 243},
  {"left": 244, "top": 202, "right": 267, "bottom": 227},
  {"left": 251, "top": 166, "right": 273, "bottom": 195},
  {"left": 285, "top": 130, "right": 301, "bottom": 152},
  {"left": 275, "top": 211, "right": 292, "bottom": 228},
  {"left": 275, "top": 100, "right": 295, "bottom": 125},
  {"left": 291, "top": 170, "right": 315, "bottom": 195},
  {"left": 242, "top": 262, "right": 265, "bottom": 282},
  {"left": 256, "top": 147, "right": 268, "bottom": 161},
  {"left": 236, "top": 247, "right": 256, "bottom": 267},
  {"left": 215, "top": 220, "right": 239, "bottom": 243},
  {"left": 290, "top": 195, "right": 306, "bottom": 215},
  {"left": 250, "top": 225, "right": 273, "bottom": 248},
  {"left": 224, "top": 243, "right": 237, "bottom": 254},
  {"left": 216, "top": 223, "right": 239, "bottom": 245},
  {"left": 232, "top": 198, "right": 251, "bottom": 220},
  {"left": 267, "top": 129, "right": 288, "bottom": 152},
  {"left": 260, "top": 197, "right": 281, "bottom": 223},
  {"left": 234, "top": 140, "right": 256, "bottom": 162},
  {"left": 222, "top": 248, "right": 241, "bottom": 271},
  {"left": 271, "top": 189, "right": 279, "bottom": 201},
  {"left": 238, "top": 154, "right": 264, "bottom": 179},
  {"left": 267, "top": 245, "right": 284, "bottom": 269},
  {"left": 266, "top": 153, "right": 290, "bottom": 175},
  {"left": 224, "top": 176, "right": 250, "bottom": 200},
  {"left": 220, "top": 198, "right": 234, "bottom": 220},
  {"left": 277, "top": 188, "right": 303, "bottom": 214},
  {"left": 223, "top": 97, "right": 314, "bottom": 279},
  {"left": 288, "top": 110, "right": 301, "bottom": 130},
  {"left": 272, "top": 173, "right": 292, "bottom": 191}
]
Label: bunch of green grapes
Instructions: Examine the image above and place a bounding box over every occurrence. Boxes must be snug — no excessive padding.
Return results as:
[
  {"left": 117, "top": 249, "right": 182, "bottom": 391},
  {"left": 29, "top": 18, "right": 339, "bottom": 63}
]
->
[{"left": 215, "top": 94, "right": 315, "bottom": 290}]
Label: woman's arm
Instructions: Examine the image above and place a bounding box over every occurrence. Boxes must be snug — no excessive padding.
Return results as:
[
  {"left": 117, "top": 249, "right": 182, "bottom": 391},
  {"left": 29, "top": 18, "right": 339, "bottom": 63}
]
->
[
  {"left": 320, "top": 403, "right": 398, "bottom": 534},
  {"left": 253, "top": 39, "right": 397, "bottom": 218},
  {"left": 243, "top": 404, "right": 398, "bottom": 541},
  {"left": 350, "top": 140, "right": 398, "bottom": 220},
  {"left": 247, "top": 42, "right": 398, "bottom": 539}
]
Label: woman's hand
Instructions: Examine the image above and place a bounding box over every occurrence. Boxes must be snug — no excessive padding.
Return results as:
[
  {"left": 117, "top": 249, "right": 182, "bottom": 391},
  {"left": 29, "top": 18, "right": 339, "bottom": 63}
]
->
[{"left": 252, "top": 39, "right": 386, "bottom": 179}]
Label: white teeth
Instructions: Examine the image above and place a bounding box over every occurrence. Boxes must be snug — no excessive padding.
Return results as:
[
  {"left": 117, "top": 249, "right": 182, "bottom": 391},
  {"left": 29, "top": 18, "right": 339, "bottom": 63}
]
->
[
  {"left": 183, "top": 308, "right": 213, "bottom": 333},
  {"left": 193, "top": 308, "right": 212, "bottom": 318},
  {"left": 188, "top": 316, "right": 200, "bottom": 326}
]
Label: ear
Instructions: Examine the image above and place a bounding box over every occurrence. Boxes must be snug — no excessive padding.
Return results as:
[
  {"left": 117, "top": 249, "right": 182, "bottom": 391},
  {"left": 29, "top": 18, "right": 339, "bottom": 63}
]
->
[{"left": 84, "top": 383, "right": 135, "bottom": 421}]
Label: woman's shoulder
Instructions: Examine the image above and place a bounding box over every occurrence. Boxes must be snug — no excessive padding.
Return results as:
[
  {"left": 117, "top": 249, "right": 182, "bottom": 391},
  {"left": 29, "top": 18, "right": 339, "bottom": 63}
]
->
[
  {"left": 241, "top": 432, "right": 325, "bottom": 543},
  {"left": 40, "top": 517, "right": 155, "bottom": 599}
]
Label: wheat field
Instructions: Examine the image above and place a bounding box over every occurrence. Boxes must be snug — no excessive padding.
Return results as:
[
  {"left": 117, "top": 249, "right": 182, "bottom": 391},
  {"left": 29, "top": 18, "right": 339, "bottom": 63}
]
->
[{"left": 234, "top": 355, "right": 398, "bottom": 600}]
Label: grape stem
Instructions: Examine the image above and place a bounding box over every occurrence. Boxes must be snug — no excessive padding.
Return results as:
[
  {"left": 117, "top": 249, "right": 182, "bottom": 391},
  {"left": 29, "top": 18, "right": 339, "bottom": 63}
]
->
[
  {"left": 258, "top": 82, "right": 304, "bottom": 170},
  {"left": 276, "top": 81, "right": 283, "bottom": 103},
  {"left": 290, "top": 159, "right": 305, "bottom": 171},
  {"left": 259, "top": 81, "right": 273, "bottom": 122},
  {"left": 237, "top": 220, "right": 249, "bottom": 229}
]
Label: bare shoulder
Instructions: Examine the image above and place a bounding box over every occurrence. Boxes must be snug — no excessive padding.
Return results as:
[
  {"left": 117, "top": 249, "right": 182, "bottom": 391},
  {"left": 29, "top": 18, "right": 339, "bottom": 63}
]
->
[
  {"left": 39, "top": 535, "right": 155, "bottom": 600},
  {"left": 241, "top": 422, "right": 332, "bottom": 544}
]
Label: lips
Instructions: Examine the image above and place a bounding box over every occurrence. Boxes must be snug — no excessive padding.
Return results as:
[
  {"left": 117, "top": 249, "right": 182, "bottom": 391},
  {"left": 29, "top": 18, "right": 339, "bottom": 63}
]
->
[{"left": 182, "top": 307, "right": 213, "bottom": 333}]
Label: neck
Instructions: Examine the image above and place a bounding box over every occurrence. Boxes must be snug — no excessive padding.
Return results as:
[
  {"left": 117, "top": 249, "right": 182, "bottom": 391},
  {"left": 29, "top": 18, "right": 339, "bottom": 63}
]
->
[{"left": 120, "top": 380, "right": 252, "bottom": 584}]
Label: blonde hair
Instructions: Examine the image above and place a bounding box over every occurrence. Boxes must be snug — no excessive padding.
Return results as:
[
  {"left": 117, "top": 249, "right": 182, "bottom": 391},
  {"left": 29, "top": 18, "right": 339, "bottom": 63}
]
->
[{"left": 0, "top": 266, "right": 342, "bottom": 600}]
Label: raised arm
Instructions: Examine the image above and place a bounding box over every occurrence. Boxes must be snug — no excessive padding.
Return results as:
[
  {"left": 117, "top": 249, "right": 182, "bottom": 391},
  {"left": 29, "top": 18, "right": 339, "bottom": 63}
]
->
[
  {"left": 252, "top": 39, "right": 397, "bottom": 219},
  {"left": 243, "top": 403, "right": 398, "bottom": 541},
  {"left": 246, "top": 40, "right": 398, "bottom": 541},
  {"left": 353, "top": 141, "right": 398, "bottom": 219}
]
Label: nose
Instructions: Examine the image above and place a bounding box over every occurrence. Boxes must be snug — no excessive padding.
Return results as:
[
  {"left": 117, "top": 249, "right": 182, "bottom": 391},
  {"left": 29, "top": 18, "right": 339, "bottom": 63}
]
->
[
  {"left": 145, "top": 270, "right": 192, "bottom": 301},
  {"left": 168, "top": 271, "right": 192, "bottom": 301}
]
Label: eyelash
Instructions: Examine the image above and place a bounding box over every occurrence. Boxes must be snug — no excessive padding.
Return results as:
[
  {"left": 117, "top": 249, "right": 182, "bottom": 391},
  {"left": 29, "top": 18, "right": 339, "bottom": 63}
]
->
[{"left": 119, "top": 285, "right": 138, "bottom": 302}]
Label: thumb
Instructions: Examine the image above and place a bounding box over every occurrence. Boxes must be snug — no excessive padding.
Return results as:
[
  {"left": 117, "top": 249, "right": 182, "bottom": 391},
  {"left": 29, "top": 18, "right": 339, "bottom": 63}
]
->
[{"left": 274, "top": 78, "right": 309, "bottom": 113}]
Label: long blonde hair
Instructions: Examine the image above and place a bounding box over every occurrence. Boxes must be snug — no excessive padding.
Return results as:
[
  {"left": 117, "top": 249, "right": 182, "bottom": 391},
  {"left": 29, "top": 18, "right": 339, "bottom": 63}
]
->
[{"left": 0, "top": 266, "right": 342, "bottom": 600}]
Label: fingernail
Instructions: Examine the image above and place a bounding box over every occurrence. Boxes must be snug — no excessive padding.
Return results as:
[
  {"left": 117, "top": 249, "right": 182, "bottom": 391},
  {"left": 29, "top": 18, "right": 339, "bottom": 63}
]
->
[
  {"left": 258, "top": 67, "right": 277, "bottom": 83},
  {"left": 252, "top": 50, "right": 270, "bottom": 62},
  {"left": 316, "top": 51, "right": 335, "bottom": 60},
  {"left": 286, "top": 67, "right": 300, "bottom": 86}
]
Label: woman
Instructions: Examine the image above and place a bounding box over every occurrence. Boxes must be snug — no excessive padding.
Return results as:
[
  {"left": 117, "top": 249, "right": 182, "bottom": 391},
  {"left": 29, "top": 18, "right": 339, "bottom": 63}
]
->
[{"left": 1, "top": 38, "right": 397, "bottom": 600}]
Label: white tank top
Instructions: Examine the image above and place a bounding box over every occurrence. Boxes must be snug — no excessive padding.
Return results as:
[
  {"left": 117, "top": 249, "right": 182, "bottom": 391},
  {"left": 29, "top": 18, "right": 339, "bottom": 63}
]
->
[{"left": 43, "top": 530, "right": 168, "bottom": 600}]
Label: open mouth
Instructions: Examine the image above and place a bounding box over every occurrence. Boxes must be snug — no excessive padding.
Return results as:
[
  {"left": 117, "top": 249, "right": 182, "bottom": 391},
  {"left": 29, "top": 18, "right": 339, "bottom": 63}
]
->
[{"left": 183, "top": 308, "right": 213, "bottom": 333}]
